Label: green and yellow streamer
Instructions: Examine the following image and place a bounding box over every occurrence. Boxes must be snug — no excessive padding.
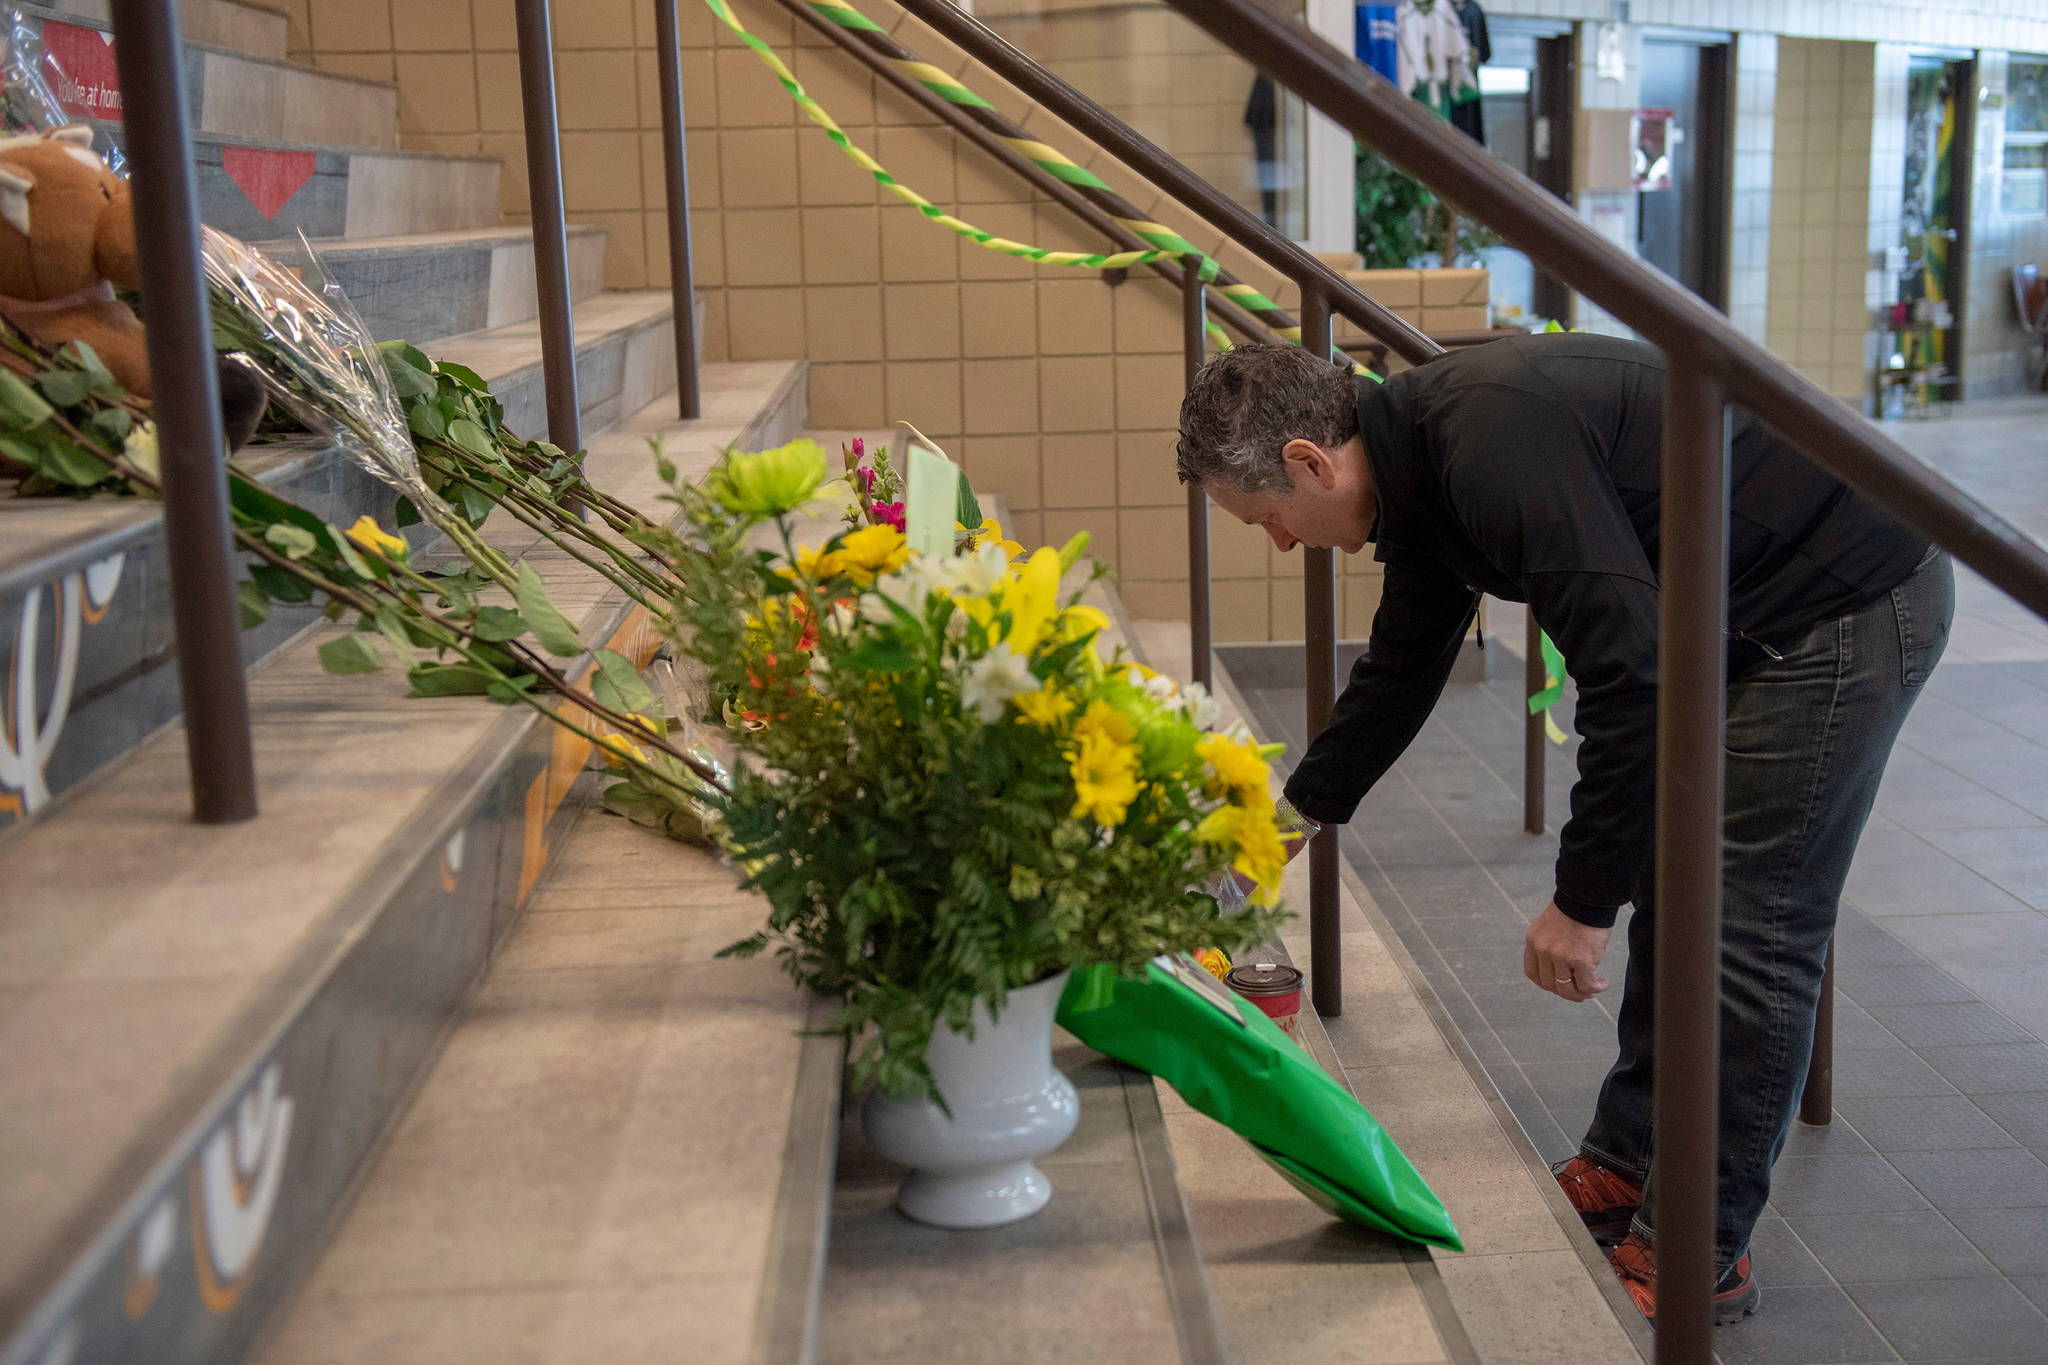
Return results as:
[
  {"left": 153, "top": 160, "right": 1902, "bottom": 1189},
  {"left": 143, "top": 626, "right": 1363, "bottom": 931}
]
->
[{"left": 1525, "top": 630, "right": 1569, "bottom": 745}]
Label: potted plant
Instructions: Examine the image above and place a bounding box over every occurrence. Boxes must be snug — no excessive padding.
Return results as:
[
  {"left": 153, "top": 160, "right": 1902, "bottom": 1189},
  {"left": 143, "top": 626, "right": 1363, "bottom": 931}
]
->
[{"left": 660, "top": 438, "right": 1292, "bottom": 1227}]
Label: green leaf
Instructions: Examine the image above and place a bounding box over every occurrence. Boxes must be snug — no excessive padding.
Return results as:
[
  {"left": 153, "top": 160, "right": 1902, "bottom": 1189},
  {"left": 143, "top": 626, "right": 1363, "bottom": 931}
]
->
[
  {"left": 407, "top": 662, "right": 497, "bottom": 696},
  {"left": 0, "top": 369, "right": 54, "bottom": 428},
  {"left": 456, "top": 481, "right": 496, "bottom": 526},
  {"left": 86, "top": 407, "right": 133, "bottom": 445},
  {"left": 716, "top": 931, "right": 771, "bottom": 959},
  {"left": 393, "top": 496, "right": 421, "bottom": 528},
  {"left": 513, "top": 562, "right": 584, "bottom": 656},
  {"left": 2, "top": 432, "right": 105, "bottom": 486},
  {"left": 68, "top": 340, "right": 119, "bottom": 396},
  {"left": 836, "top": 636, "right": 915, "bottom": 673},
  {"left": 328, "top": 526, "right": 376, "bottom": 579},
  {"left": 486, "top": 674, "right": 540, "bottom": 704},
  {"left": 434, "top": 359, "right": 488, "bottom": 392},
  {"left": 317, "top": 634, "right": 384, "bottom": 674},
  {"left": 406, "top": 402, "right": 448, "bottom": 442},
  {"left": 37, "top": 366, "right": 92, "bottom": 407},
  {"left": 265, "top": 523, "right": 319, "bottom": 560},
  {"left": 230, "top": 473, "right": 328, "bottom": 540},
  {"left": 236, "top": 579, "right": 270, "bottom": 629},
  {"left": 446, "top": 417, "right": 496, "bottom": 460},
  {"left": 471, "top": 605, "right": 527, "bottom": 641},
  {"left": 251, "top": 564, "right": 315, "bottom": 604},
  {"left": 372, "top": 609, "right": 420, "bottom": 666},
  {"left": 955, "top": 473, "right": 983, "bottom": 532},
  {"left": 383, "top": 357, "right": 436, "bottom": 400},
  {"left": 590, "top": 647, "right": 657, "bottom": 714}
]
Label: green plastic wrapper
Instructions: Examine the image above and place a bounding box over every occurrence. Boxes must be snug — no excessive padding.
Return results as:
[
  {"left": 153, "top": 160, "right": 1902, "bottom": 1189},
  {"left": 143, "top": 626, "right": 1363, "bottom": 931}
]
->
[{"left": 1058, "top": 956, "right": 1463, "bottom": 1251}]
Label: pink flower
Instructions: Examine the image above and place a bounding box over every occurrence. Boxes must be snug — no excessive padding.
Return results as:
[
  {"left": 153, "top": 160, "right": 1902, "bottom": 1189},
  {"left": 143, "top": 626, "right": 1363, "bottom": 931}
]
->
[
  {"left": 851, "top": 437, "right": 865, "bottom": 458},
  {"left": 855, "top": 466, "right": 876, "bottom": 493},
  {"left": 871, "top": 501, "right": 905, "bottom": 531}
]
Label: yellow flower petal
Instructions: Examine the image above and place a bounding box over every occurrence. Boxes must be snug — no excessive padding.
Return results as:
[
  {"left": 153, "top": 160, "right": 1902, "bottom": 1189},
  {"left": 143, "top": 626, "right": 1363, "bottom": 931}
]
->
[
  {"left": 1012, "top": 685, "right": 1076, "bottom": 729},
  {"left": 343, "top": 514, "right": 408, "bottom": 560}
]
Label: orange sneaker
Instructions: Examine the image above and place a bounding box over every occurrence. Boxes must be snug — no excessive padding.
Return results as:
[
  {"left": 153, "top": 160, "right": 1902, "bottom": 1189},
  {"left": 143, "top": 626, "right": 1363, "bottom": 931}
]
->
[
  {"left": 1552, "top": 1155, "right": 1643, "bottom": 1246},
  {"left": 1608, "top": 1234, "right": 1760, "bottom": 1325}
]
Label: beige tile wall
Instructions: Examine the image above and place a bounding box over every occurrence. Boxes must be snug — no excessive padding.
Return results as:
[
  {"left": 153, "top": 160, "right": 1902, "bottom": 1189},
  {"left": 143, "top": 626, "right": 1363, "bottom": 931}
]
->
[
  {"left": 1767, "top": 38, "right": 1880, "bottom": 403},
  {"left": 978, "top": 0, "right": 1267, "bottom": 216},
  {"left": 282, "top": 0, "right": 1360, "bottom": 642}
]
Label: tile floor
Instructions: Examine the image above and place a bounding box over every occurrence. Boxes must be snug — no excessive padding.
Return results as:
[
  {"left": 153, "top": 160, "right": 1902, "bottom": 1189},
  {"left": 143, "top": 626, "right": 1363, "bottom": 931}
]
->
[{"left": 1238, "top": 395, "right": 2048, "bottom": 1364}]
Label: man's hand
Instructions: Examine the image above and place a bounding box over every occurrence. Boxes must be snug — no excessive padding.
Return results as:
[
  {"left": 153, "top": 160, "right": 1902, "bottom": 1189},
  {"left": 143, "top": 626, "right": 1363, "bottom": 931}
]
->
[
  {"left": 1232, "top": 801, "right": 1320, "bottom": 895},
  {"left": 1524, "top": 902, "right": 1612, "bottom": 1003}
]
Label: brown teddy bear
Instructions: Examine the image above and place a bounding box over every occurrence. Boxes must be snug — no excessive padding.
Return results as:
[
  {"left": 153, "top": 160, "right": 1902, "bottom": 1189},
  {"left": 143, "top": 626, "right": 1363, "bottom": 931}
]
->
[
  {"left": 0, "top": 125, "right": 264, "bottom": 447},
  {"left": 0, "top": 125, "right": 151, "bottom": 393}
]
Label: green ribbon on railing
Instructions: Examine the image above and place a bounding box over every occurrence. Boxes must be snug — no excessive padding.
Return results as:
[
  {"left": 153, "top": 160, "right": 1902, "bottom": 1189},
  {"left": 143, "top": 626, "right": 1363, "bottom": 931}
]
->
[
  {"left": 707, "top": 0, "right": 1375, "bottom": 375},
  {"left": 1526, "top": 630, "right": 1568, "bottom": 745}
]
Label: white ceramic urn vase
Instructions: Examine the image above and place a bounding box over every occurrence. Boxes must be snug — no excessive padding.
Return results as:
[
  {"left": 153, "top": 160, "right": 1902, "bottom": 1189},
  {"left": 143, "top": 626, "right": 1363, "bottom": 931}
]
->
[{"left": 861, "top": 970, "right": 1079, "bottom": 1228}]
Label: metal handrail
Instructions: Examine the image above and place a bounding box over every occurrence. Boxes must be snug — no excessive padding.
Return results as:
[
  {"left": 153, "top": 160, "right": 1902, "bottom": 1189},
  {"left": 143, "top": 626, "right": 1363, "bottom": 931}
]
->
[{"left": 653, "top": 0, "right": 704, "bottom": 420}]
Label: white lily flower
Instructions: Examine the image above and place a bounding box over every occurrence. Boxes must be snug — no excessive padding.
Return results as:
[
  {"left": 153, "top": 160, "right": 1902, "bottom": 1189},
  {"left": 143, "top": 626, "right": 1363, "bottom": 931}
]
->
[
  {"left": 960, "top": 642, "right": 1034, "bottom": 722},
  {"left": 938, "top": 541, "right": 1008, "bottom": 597}
]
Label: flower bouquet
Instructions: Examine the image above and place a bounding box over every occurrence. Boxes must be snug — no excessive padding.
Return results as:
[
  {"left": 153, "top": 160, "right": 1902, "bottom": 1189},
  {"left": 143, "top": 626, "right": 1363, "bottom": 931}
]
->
[{"left": 663, "top": 437, "right": 1295, "bottom": 1107}]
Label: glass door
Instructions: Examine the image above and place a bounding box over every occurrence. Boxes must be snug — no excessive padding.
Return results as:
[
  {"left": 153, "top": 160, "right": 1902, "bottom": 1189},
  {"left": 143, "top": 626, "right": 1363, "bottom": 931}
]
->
[{"left": 1886, "top": 55, "right": 1974, "bottom": 409}]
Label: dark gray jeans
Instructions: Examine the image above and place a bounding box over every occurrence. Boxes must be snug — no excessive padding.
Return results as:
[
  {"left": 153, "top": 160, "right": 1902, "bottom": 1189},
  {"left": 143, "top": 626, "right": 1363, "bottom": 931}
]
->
[{"left": 1580, "top": 547, "right": 1954, "bottom": 1266}]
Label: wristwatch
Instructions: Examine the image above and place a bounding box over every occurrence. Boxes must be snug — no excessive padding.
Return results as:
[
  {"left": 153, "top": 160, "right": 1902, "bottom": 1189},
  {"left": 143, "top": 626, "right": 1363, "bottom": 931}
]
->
[{"left": 1276, "top": 796, "right": 1323, "bottom": 842}]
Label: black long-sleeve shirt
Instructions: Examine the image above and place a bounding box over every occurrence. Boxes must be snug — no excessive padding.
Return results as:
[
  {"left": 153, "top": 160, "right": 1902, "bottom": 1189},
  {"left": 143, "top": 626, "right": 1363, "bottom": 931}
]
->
[{"left": 1282, "top": 333, "right": 1928, "bottom": 927}]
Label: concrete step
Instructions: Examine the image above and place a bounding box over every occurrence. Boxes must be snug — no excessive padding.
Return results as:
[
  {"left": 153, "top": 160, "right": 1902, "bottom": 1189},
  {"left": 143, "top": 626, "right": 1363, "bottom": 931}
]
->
[
  {"left": 36, "top": 0, "right": 289, "bottom": 60},
  {"left": 16, "top": 4, "right": 398, "bottom": 150},
  {"left": 0, "top": 361, "right": 809, "bottom": 1365},
  {"left": 0, "top": 287, "right": 689, "bottom": 830},
  {"left": 433, "top": 290, "right": 685, "bottom": 442},
  {"left": 252, "top": 225, "right": 610, "bottom": 347},
  {"left": 189, "top": 132, "right": 502, "bottom": 243}
]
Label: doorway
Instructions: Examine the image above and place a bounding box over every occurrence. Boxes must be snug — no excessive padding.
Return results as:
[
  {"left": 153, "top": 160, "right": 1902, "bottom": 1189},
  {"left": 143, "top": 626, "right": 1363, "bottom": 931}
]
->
[
  {"left": 1636, "top": 36, "right": 1732, "bottom": 309},
  {"left": 1886, "top": 55, "right": 1975, "bottom": 407},
  {"left": 1471, "top": 20, "right": 1574, "bottom": 325}
]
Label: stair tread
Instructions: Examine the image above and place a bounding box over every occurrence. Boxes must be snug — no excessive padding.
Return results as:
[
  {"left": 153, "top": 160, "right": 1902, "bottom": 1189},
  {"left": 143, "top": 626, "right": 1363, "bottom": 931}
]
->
[
  {"left": 185, "top": 127, "right": 499, "bottom": 163},
  {"left": 433, "top": 291, "right": 678, "bottom": 382},
  {"left": 0, "top": 363, "right": 805, "bottom": 1341}
]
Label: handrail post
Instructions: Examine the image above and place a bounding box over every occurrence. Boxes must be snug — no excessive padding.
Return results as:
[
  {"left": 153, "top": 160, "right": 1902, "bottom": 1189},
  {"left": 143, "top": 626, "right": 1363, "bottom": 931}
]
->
[
  {"left": 1523, "top": 612, "right": 1544, "bottom": 835},
  {"left": 1802, "top": 940, "right": 1835, "bottom": 1125},
  {"left": 1182, "top": 255, "right": 1212, "bottom": 689},
  {"left": 652, "top": 0, "right": 702, "bottom": 420},
  {"left": 1299, "top": 282, "right": 1342, "bottom": 1017},
  {"left": 514, "top": 0, "right": 583, "bottom": 454},
  {"left": 109, "top": 0, "right": 257, "bottom": 824},
  {"left": 1655, "top": 365, "right": 1729, "bottom": 1364}
]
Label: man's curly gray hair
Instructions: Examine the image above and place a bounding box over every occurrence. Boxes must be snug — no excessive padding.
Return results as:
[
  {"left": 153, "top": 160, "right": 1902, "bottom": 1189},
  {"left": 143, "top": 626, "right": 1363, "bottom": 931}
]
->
[{"left": 1175, "top": 343, "right": 1360, "bottom": 496}]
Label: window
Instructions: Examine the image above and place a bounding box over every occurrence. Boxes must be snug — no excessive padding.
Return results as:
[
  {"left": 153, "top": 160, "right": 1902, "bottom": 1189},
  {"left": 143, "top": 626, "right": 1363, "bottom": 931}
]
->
[{"left": 2006, "top": 57, "right": 2048, "bottom": 217}]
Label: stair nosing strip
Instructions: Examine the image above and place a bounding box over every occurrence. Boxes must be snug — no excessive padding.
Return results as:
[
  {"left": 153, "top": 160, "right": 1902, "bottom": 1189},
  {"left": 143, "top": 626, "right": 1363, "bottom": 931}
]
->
[
  {"left": 1122, "top": 1063, "right": 1232, "bottom": 1365},
  {"left": 748, "top": 992, "right": 845, "bottom": 1365}
]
